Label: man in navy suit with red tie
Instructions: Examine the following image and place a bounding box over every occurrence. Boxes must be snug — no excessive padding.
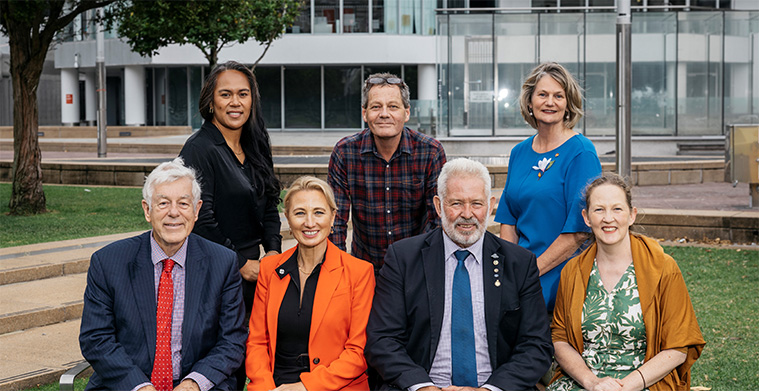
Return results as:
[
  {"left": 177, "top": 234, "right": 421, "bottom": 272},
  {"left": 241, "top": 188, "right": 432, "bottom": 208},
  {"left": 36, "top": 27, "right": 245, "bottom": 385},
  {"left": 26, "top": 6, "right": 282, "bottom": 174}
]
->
[
  {"left": 365, "top": 158, "right": 553, "bottom": 391},
  {"left": 79, "top": 158, "right": 246, "bottom": 390}
]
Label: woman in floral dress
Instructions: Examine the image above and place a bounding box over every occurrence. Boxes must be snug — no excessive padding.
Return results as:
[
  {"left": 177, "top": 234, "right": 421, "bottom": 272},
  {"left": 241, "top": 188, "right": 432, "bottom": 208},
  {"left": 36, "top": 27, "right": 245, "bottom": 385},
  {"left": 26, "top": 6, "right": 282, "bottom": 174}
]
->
[
  {"left": 495, "top": 62, "right": 601, "bottom": 312},
  {"left": 549, "top": 174, "right": 705, "bottom": 391}
]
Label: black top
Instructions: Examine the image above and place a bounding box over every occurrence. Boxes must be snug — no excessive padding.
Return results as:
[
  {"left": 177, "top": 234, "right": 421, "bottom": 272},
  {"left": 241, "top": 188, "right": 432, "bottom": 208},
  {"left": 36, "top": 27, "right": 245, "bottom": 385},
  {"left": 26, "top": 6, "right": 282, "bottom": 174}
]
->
[
  {"left": 179, "top": 121, "right": 282, "bottom": 309},
  {"left": 273, "top": 250, "right": 323, "bottom": 386}
]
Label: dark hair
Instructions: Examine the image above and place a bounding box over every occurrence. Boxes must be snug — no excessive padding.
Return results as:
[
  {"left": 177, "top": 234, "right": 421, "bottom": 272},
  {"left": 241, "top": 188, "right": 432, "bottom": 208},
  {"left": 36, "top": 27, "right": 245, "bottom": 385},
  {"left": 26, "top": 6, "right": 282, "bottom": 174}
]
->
[
  {"left": 361, "top": 72, "right": 410, "bottom": 108},
  {"left": 584, "top": 172, "right": 633, "bottom": 212},
  {"left": 519, "top": 62, "right": 584, "bottom": 130},
  {"left": 198, "top": 61, "right": 281, "bottom": 205}
]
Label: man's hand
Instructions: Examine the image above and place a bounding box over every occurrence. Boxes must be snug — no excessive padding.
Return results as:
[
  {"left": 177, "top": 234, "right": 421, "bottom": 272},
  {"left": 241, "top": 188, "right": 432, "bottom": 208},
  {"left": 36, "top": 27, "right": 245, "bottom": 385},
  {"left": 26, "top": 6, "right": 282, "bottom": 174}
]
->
[
  {"left": 173, "top": 379, "right": 200, "bottom": 391},
  {"left": 137, "top": 385, "right": 157, "bottom": 391},
  {"left": 417, "top": 387, "right": 442, "bottom": 391},
  {"left": 273, "top": 381, "right": 306, "bottom": 391},
  {"left": 442, "top": 387, "right": 488, "bottom": 391},
  {"left": 240, "top": 259, "right": 260, "bottom": 281}
]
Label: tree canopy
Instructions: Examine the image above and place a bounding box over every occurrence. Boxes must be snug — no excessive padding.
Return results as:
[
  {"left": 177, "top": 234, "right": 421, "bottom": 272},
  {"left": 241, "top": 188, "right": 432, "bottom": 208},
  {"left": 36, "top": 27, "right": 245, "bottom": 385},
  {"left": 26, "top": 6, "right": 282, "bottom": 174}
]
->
[{"left": 106, "top": 0, "right": 302, "bottom": 68}]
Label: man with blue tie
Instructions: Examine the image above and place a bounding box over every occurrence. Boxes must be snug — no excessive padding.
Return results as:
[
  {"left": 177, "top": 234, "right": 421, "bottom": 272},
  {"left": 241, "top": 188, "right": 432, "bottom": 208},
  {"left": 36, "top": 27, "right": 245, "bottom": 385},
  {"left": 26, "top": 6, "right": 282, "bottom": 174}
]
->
[
  {"left": 79, "top": 158, "right": 246, "bottom": 390},
  {"left": 365, "top": 158, "right": 553, "bottom": 390}
]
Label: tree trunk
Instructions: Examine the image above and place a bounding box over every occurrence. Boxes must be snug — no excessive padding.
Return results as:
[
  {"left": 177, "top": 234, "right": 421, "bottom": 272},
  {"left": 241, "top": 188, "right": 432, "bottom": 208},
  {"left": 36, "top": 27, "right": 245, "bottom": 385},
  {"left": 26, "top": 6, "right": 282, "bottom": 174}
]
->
[{"left": 7, "top": 14, "right": 48, "bottom": 215}]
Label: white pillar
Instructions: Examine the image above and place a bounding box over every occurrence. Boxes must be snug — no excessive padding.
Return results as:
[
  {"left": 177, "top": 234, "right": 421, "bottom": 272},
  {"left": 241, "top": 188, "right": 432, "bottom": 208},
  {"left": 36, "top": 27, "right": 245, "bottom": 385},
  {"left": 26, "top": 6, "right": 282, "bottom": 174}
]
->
[
  {"left": 83, "top": 71, "right": 97, "bottom": 125},
  {"left": 417, "top": 64, "right": 437, "bottom": 101},
  {"left": 124, "top": 65, "right": 146, "bottom": 126},
  {"left": 61, "top": 68, "right": 80, "bottom": 125}
]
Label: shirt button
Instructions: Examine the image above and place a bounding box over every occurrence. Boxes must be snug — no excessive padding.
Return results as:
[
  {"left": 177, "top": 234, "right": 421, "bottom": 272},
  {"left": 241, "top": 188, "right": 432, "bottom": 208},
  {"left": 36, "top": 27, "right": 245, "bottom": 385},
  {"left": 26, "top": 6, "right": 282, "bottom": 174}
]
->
[
  {"left": 386, "top": 187, "right": 390, "bottom": 191},
  {"left": 388, "top": 231, "right": 392, "bottom": 235},
  {"left": 387, "top": 210, "right": 391, "bottom": 213},
  {"left": 386, "top": 164, "right": 389, "bottom": 168}
]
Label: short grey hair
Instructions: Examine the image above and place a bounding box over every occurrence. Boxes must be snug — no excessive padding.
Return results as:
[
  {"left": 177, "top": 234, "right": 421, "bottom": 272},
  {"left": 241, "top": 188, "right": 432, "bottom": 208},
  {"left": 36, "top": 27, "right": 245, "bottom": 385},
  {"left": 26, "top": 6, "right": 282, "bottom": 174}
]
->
[
  {"left": 437, "top": 158, "right": 492, "bottom": 202},
  {"left": 142, "top": 157, "right": 201, "bottom": 211},
  {"left": 361, "top": 72, "right": 410, "bottom": 109}
]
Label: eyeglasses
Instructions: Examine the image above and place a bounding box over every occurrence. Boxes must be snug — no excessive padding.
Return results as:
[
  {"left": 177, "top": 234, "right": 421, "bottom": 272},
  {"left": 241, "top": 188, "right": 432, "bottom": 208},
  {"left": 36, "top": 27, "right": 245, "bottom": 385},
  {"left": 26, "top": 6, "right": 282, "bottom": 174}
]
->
[{"left": 366, "top": 77, "right": 403, "bottom": 85}]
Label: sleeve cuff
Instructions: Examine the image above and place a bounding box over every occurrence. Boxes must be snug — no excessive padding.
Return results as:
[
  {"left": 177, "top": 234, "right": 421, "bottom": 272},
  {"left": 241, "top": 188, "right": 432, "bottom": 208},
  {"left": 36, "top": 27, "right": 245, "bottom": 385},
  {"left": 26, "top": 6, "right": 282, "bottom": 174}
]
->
[
  {"left": 132, "top": 382, "right": 152, "bottom": 391},
  {"left": 185, "top": 372, "right": 214, "bottom": 391},
  {"left": 482, "top": 383, "right": 502, "bottom": 391},
  {"left": 409, "top": 382, "right": 436, "bottom": 391}
]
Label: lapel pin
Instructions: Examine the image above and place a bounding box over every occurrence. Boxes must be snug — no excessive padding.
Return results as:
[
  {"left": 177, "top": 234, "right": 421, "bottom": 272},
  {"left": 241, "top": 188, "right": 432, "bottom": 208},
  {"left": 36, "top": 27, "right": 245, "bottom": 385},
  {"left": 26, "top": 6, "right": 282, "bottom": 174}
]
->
[
  {"left": 494, "top": 268, "right": 499, "bottom": 273},
  {"left": 495, "top": 280, "right": 501, "bottom": 287},
  {"left": 494, "top": 274, "right": 499, "bottom": 278},
  {"left": 278, "top": 268, "right": 285, "bottom": 275},
  {"left": 491, "top": 253, "right": 499, "bottom": 259},
  {"left": 493, "top": 260, "right": 499, "bottom": 266}
]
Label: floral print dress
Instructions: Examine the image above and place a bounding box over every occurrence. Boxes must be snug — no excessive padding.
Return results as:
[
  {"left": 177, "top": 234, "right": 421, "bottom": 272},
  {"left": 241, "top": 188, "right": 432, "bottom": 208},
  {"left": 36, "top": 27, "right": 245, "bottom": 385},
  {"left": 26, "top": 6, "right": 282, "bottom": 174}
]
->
[{"left": 549, "top": 261, "right": 647, "bottom": 391}]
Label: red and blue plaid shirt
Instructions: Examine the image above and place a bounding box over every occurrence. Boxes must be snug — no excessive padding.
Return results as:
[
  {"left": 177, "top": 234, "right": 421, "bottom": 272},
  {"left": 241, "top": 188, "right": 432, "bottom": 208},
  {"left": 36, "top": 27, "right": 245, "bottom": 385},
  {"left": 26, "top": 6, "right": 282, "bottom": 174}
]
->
[{"left": 328, "top": 127, "right": 446, "bottom": 269}]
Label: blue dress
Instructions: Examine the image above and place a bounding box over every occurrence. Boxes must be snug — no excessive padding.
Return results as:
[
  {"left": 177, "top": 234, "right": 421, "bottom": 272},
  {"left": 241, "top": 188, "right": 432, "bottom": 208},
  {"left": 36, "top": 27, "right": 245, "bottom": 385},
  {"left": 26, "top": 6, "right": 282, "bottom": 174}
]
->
[{"left": 494, "top": 134, "right": 601, "bottom": 311}]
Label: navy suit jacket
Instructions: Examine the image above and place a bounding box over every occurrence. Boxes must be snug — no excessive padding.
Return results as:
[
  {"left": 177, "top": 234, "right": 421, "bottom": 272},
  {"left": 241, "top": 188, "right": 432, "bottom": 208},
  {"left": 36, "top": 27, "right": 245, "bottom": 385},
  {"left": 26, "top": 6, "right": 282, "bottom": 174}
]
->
[
  {"left": 79, "top": 232, "right": 246, "bottom": 390},
  {"left": 365, "top": 229, "right": 553, "bottom": 390}
]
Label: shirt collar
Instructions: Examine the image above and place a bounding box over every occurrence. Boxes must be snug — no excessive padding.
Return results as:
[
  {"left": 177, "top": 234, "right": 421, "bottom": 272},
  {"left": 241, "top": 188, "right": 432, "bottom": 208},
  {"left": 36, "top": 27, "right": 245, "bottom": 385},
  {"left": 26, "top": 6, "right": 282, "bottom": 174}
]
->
[
  {"left": 442, "top": 229, "right": 485, "bottom": 265},
  {"left": 149, "top": 230, "right": 188, "bottom": 268},
  {"left": 359, "top": 127, "right": 412, "bottom": 158}
]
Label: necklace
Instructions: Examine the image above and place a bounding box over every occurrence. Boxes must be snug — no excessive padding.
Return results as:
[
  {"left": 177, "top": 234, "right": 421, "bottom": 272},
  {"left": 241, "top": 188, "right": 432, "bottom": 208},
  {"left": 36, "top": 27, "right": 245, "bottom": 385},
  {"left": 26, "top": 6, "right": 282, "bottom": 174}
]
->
[
  {"left": 298, "top": 265, "right": 315, "bottom": 275},
  {"left": 233, "top": 150, "right": 244, "bottom": 156}
]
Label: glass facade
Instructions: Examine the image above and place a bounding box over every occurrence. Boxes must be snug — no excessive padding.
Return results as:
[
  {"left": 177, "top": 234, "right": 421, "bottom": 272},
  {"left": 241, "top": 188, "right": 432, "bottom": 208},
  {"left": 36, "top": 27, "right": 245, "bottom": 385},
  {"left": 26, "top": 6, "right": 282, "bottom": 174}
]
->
[
  {"left": 291, "top": 0, "right": 441, "bottom": 35},
  {"left": 438, "top": 9, "right": 759, "bottom": 138}
]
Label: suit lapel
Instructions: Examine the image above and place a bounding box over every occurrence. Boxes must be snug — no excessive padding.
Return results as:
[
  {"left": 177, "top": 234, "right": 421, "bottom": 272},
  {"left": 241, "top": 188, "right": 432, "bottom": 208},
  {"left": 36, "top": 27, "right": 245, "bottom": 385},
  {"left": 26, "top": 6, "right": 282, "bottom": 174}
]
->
[
  {"left": 481, "top": 232, "right": 503, "bottom": 365},
  {"left": 182, "top": 235, "right": 206, "bottom": 366},
  {"left": 422, "top": 230, "right": 445, "bottom": 365},
  {"left": 268, "top": 253, "right": 293, "bottom": 357},
  {"left": 130, "top": 232, "right": 158, "bottom": 365},
  {"left": 310, "top": 243, "right": 342, "bottom": 342}
]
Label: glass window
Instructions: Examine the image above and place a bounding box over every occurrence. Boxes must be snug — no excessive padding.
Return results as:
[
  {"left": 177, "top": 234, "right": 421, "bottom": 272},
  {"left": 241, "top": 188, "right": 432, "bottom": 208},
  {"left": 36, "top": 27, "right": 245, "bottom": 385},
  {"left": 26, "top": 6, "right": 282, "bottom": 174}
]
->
[
  {"left": 677, "top": 12, "right": 723, "bottom": 136},
  {"left": 288, "top": 1, "right": 311, "bottom": 33},
  {"left": 189, "top": 66, "right": 203, "bottom": 130},
  {"left": 315, "top": 0, "right": 339, "bottom": 34},
  {"left": 495, "top": 13, "right": 538, "bottom": 136},
  {"left": 584, "top": 13, "right": 616, "bottom": 136},
  {"left": 364, "top": 65, "right": 402, "bottom": 79},
  {"left": 324, "top": 66, "right": 362, "bottom": 128},
  {"left": 372, "top": 0, "right": 385, "bottom": 32},
  {"left": 343, "top": 0, "right": 368, "bottom": 33},
  {"left": 449, "top": 14, "right": 494, "bottom": 136},
  {"left": 285, "top": 67, "right": 321, "bottom": 128},
  {"left": 255, "top": 66, "right": 282, "bottom": 129},
  {"left": 153, "top": 68, "right": 167, "bottom": 126},
  {"left": 168, "top": 67, "right": 188, "bottom": 126}
]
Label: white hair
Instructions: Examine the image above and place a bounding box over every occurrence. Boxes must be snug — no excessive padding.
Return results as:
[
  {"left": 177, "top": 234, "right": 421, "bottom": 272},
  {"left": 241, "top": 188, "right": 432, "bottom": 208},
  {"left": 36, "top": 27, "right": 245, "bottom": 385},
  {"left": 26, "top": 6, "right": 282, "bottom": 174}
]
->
[
  {"left": 437, "top": 158, "right": 492, "bottom": 203},
  {"left": 142, "top": 157, "right": 201, "bottom": 210}
]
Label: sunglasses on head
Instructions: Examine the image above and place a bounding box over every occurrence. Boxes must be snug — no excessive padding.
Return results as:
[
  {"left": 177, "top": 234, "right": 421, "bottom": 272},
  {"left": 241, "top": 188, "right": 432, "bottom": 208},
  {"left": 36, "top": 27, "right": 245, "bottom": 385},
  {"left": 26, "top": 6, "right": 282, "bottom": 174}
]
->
[{"left": 367, "top": 77, "right": 403, "bottom": 85}]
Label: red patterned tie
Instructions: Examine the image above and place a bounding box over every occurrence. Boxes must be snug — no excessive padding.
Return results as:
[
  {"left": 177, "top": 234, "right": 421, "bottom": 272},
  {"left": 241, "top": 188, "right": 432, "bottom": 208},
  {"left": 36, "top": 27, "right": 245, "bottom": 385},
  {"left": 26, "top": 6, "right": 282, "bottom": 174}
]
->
[{"left": 151, "top": 258, "right": 174, "bottom": 390}]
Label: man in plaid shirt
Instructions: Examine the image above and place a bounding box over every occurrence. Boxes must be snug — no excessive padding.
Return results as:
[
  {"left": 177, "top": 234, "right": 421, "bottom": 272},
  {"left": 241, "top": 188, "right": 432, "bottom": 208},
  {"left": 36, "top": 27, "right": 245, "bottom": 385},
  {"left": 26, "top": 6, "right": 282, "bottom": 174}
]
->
[{"left": 328, "top": 73, "right": 447, "bottom": 271}]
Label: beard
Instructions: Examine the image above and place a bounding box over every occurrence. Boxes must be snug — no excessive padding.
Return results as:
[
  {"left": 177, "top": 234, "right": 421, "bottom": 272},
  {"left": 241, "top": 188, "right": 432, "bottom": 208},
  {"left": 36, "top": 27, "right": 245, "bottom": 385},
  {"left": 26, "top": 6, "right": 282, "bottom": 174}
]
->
[{"left": 441, "top": 213, "right": 487, "bottom": 248}]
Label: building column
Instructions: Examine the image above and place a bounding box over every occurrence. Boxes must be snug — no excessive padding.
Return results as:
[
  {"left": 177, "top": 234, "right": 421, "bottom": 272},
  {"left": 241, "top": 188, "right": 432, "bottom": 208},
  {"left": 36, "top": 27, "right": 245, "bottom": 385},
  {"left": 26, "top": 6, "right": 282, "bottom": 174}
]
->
[
  {"left": 61, "top": 68, "right": 80, "bottom": 126},
  {"left": 83, "top": 71, "right": 97, "bottom": 126},
  {"left": 417, "top": 64, "right": 437, "bottom": 101},
  {"left": 124, "top": 65, "right": 146, "bottom": 126}
]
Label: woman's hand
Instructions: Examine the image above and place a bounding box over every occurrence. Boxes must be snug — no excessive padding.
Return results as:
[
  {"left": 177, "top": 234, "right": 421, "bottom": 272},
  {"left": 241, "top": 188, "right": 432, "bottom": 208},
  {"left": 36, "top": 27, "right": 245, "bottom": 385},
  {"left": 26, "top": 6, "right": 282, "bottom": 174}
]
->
[
  {"left": 587, "top": 376, "right": 623, "bottom": 391},
  {"left": 240, "top": 259, "right": 260, "bottom": 281},
  {"left": 272, "top": 381, "right": 306, "bottom": 391}
]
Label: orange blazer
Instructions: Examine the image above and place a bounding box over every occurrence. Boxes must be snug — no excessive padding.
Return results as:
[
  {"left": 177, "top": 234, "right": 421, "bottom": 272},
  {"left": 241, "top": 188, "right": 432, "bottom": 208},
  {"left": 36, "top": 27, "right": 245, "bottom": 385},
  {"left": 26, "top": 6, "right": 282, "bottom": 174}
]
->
[{"left": 246, "top": 240, "right": 375, "bottom": 391}]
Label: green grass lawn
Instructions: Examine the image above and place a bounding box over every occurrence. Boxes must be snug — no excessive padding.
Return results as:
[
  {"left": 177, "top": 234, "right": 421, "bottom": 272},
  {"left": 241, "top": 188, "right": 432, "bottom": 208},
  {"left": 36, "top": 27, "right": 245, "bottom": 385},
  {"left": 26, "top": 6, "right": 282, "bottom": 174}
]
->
[
  {"left": 669, "top": 246, "right": 759, "bottom": 391},
  {"left": 0, "top": 183, "right": 149, "bottom": 247}
]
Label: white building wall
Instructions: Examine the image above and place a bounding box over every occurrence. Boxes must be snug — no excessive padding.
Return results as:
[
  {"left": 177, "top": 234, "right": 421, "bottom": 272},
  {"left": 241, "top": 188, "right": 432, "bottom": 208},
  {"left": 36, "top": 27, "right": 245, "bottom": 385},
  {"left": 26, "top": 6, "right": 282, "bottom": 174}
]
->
[
  {"left": 124, "top": 65, "right": 146, "bottom": 125},
  {"left": 60, "top": 68, "right": 79, "bottom": 125}
]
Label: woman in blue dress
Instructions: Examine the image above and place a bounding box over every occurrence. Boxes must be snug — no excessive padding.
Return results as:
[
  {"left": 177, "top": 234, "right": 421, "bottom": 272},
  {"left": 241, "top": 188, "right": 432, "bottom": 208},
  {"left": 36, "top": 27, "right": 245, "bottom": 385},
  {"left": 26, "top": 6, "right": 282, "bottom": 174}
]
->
[{"left": 495, "top": 62, "right": 602, "bottom": 312}]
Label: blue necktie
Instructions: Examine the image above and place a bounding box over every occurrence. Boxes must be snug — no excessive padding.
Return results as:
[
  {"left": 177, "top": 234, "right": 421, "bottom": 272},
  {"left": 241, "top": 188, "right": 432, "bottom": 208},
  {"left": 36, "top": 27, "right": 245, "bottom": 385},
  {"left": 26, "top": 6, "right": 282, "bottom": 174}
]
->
[{"left": 451, "top": 249, "right": 477, "bottom": 387}]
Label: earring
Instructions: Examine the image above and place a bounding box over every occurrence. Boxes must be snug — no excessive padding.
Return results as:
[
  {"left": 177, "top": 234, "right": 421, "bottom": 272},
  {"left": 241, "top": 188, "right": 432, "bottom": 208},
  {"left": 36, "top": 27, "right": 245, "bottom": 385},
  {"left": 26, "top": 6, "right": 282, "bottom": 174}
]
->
[
  {"left": 331, "top": 227, "right": 335, "bottom": 234},
  {"left": 209, "top": 106, "right": 214, "bottom": 114},
  {"left": 528, "top": 107, "right": 534, "bottom": 116},
  {"left": 565, "top": 111, "right": 570, "bottom": 120}
]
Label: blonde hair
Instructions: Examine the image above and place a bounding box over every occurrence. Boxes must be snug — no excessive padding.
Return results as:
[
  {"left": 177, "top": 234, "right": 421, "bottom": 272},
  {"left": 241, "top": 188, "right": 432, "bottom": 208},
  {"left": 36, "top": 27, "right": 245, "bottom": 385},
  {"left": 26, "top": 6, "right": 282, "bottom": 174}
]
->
[
  {"left": 283, "top": 176, "right": 337, "bottom": 213},
  {"left": 519, "top": 62, "right": 584, "bottom": 130}
]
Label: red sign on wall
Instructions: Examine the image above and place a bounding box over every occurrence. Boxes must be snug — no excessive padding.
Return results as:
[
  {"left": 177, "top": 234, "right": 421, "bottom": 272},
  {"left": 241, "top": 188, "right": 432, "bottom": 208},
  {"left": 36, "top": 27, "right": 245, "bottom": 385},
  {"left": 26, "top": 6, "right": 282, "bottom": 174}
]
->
[{"left": 66, "top": 94, "right": 73, "bottom": 104}]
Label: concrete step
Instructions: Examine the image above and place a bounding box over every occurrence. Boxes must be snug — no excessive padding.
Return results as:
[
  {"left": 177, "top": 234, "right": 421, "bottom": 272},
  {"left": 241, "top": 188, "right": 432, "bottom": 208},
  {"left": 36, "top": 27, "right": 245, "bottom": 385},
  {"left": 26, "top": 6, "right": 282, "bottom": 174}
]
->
[
  {"left": 0, "top": 273, "right": 86, "bottom": 335},
  {"left": 0, "top": 231, "right": 145, "bottom": 286},
  {"left": 0, "top": 319, "right": 86, "bottom": 390}
]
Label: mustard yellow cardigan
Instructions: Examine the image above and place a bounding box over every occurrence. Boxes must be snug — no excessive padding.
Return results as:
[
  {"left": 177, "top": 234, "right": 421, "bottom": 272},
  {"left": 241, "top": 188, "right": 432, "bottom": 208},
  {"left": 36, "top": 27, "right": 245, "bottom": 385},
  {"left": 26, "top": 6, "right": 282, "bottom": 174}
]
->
[{"left": 551, "top": 234, "right": 705, "bottom": 390}]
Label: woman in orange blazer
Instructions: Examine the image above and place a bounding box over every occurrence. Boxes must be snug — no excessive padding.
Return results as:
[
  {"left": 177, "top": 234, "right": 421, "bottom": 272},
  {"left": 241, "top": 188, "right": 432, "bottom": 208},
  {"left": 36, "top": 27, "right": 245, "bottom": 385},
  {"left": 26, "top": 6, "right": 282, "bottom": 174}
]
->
[{"left": 246, "top": 176, "right": 375, "bottom": 391}]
